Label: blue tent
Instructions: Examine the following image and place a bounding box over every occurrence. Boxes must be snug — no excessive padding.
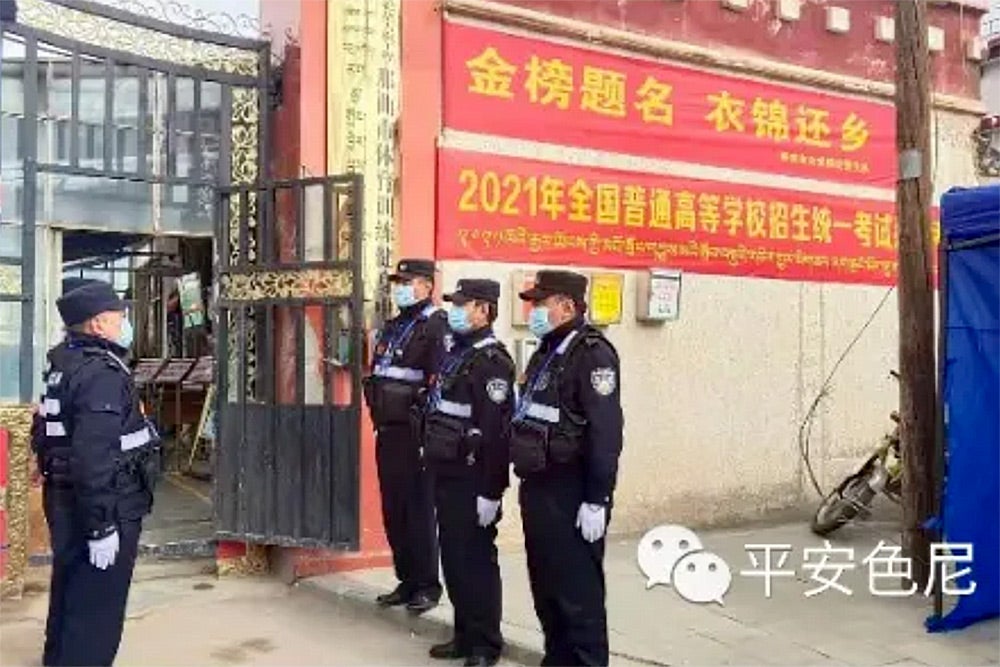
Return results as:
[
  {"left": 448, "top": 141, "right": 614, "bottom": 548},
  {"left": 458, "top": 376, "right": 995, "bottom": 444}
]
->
[{"left": 926, "top": 184, "right": 1000, "bottom": 632}]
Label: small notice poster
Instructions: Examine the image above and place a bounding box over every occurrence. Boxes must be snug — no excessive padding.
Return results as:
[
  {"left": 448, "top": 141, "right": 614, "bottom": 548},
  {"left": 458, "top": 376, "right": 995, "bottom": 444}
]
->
[
  {"left": 178, "top": 273, "right": 205, "bottom": 329},
  {"left": 589, "top": 273, "right": 624, "bottom": 326}
]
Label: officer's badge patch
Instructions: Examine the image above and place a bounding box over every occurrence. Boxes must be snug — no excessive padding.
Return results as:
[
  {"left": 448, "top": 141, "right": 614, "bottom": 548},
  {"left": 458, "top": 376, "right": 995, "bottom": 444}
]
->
[
  {"left": 443, "top": 334, "right": 455, "bottom": 352},
  {"left": 590, "top": 368, "right": 617, "bottom": 396},
  {"left": 486, "top": 378, "right": 509, "bottom": 404}
]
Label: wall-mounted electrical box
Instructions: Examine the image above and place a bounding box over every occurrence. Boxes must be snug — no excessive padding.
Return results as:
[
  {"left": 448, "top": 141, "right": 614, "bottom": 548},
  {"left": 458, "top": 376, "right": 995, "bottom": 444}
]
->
[{"left": 636, "top": 269, "right": 682, "bottom": 322}]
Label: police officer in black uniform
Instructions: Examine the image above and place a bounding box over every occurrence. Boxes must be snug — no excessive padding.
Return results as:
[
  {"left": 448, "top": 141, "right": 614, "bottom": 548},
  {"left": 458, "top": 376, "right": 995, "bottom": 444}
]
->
[
  {"left": 32, "top": 280, "right": 159, "bottom": 666},
  {"left": 511, "top": 270, "right": 624, "bottom": 667},
  {"left": 363, "top": 258, "right": 446, "bottom": 613},
  {"left": 422, "top": 279, "right": 515, "bottom": 666}
]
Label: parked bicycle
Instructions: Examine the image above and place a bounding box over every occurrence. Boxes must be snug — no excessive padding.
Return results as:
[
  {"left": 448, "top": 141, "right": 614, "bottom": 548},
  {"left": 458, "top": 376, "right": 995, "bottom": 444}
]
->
[{"left": 810, "top": 371, "right": 903, "bottom": 536}]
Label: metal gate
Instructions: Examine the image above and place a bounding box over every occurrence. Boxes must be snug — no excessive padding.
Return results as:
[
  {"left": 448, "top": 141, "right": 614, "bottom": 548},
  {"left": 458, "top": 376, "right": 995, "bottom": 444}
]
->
[
  {"left": 1, "top": 0, "right": 268, "bottom": 400},
  {"left": 1, "top": 0, "right": 363, "bottom": 559},
  {"left": 214, "top": 177, "right": 363, "bottom": 549}
]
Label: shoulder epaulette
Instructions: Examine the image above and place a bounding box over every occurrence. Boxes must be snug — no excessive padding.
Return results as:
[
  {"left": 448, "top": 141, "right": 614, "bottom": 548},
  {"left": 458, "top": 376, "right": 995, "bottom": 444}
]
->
[
  {"left": 582, "top": 327, "right": 620, "bottom": 361},
  {"left": 488, "top": 344, "right": 516, "bottom": 370}
]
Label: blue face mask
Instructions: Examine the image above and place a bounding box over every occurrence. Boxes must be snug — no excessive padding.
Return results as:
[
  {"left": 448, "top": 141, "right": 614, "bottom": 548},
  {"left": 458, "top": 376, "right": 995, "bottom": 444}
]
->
[
  {"left": 117, "top": 317, "right": 134, "bottom": 349},
  {"left": 447, "top": 306, "right": 473, "bottom": 334},
  {"left": 528, "top": 306, "right": 553, "bottom": 338},
  {"left": 392, "top": 284, "right": 418, "bottom": 309}
]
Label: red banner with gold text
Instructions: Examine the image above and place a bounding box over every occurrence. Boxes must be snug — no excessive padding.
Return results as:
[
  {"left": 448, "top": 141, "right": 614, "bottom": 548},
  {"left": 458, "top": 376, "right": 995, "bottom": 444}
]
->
[
  {"left": 443, "top": 21, "right": 897, "bottom": 188},
  {"left": 437, "top": 149, "right": 939, "bottom": 286}
]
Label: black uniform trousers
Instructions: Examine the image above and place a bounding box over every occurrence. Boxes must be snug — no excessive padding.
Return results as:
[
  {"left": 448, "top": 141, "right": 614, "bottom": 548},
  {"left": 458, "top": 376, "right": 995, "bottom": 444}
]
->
[
  {"left": 434, "top": 472, "right": 503, "bottom": 659},
  {"left": 520, "top": 467, "right": 609, "bottom": 667},
  {"left": 43, "top": 488, "right": 141, "bottom": 667},
  {"left": 375, "top": 424, "right": 441, "bottom": 598}
]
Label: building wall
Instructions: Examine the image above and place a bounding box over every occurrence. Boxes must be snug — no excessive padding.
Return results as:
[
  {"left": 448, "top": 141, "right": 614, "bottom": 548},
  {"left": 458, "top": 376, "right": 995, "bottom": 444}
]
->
[
  {"left": 443, "top": 108, "right": 981, "bottom": 547},
  {"left": 400, "top": 0, "right": 987, "bottom": 545},
  {"left": 495, "top": 0, "right": 986, "bottom": 99},
  {"left": 984, "top": 62, "right": 1000, "bottom": 111},
  {"left": 249, "top": 0, "right": 991, "bottom": 569},
  {"left": 983, "top": 40, "right": 1000, "bottom": 112}
]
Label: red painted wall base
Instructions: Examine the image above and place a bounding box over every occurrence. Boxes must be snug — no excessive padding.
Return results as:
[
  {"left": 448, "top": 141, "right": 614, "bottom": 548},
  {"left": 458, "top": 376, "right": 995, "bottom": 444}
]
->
[
  {"left": 215, "top": 542, "right": 392, "bottom": 579},
  {"left": 284, "top": 548, "right": 393, "bottom": 578}
]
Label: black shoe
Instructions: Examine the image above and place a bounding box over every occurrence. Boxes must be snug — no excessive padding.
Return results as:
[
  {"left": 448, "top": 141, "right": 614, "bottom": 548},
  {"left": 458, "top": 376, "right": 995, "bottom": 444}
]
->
[
  {"left": 464, "top": 655, "right": 499, "bottom": 666},
  {"left": 376, "top": 585, "right": 409, "bottom": 607},
  {"left": 406, "top": 591, "right": 439, "bottom": 615},
  {"left": 429, "top": 640, "right": 465, "bottom": 660}
]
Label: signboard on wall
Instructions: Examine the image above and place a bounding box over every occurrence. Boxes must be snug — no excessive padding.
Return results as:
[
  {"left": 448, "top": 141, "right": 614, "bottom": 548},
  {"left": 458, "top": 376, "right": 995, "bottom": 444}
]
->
[
  {"left": 645, "top": 270, "right": 682, "bottom": 321},
  {"left": 436, "top": 148, "right": 941, "bottom": 286},
  {"left": 443, "top": 20, "right": 896, "bottom": 188},
  {"left": 589, "top": 273, "right": 623, "bottom": 325},
  {"left": 178, "top": 273, "right": 205, "bottom": 329}
]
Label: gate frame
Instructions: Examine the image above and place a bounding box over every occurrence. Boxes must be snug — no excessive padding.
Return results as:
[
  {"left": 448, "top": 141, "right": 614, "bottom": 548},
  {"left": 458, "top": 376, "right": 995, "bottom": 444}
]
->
[
  {"left": 2, "top": 0, "right": 270, "bottom": 402},
  {"left": 213, "top": 175, "right": 364, "bottom": 550},
  {"left": 0, "top": 0, "right": 371, "bottom": 597}
]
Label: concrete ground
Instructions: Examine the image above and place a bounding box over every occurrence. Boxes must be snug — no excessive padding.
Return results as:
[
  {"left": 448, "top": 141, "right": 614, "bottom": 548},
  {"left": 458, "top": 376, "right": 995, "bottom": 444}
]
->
[
  {"left": 0, "top": 561, "right": 517, "bottom": 667},
  {"left": 305, "top": 517, "right": 1000, "bottom": 666},
  {"left": 140, "top": 472, "right": 214, "bottom": 548},
  {"left": 5, "top": 515, "right": 996, "bottom": 666},
  {"left": 28, "top": 473, "right": 217, "bottom": 566}
]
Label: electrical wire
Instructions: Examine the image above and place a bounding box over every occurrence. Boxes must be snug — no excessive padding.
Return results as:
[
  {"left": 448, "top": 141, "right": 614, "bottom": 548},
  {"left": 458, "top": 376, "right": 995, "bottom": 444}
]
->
[{"left": 799, "top": 286, "right": 896, "bottom": 499}]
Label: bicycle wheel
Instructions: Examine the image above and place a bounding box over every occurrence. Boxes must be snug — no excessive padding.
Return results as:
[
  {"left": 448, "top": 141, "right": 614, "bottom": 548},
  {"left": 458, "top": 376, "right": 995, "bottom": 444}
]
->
[{"left": 810, "top": 477, "right": 876, "bottom": 536}]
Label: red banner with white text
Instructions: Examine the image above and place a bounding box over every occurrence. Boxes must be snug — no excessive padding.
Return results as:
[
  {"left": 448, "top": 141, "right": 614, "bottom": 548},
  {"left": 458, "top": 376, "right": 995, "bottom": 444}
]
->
[
  {"left": 443, "top": 21, "right": 897, "bottom": 188},
  {"left": 437, "top": 149, "right": 939, "bottom": 286}
]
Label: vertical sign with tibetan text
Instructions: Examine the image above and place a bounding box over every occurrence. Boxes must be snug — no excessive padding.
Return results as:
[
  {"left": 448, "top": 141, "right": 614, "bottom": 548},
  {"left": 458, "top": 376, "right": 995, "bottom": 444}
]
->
[{"left": 331, "top": 0, "right": 400, "bottom": 321}]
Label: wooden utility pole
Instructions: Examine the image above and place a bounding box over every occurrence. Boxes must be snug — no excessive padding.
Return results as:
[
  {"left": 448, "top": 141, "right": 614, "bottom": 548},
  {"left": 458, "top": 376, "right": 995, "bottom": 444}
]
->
[{"left": 895, "top": 0, "right": 936, "bottom": 590}]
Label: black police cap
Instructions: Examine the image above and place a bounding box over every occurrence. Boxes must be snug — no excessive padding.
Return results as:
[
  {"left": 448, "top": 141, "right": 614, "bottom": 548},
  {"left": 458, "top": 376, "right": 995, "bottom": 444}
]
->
[
  {"left": 518, "top": 270, "right": 588, "bottom": 303},
  {"left": 0, "top": 0, "right": 16, "bottom": 22},
  {"left": 388, "top": 258, "right": 436, "bottom": 283},
  {"left": 444, "top": 278, "right": 501, "bottom": 305},
  {"left": 56, "top": 280, "right": 125, "bottom": 327},
  {"left": 61, "top": 277, "right": 97, "bottom": 295}
]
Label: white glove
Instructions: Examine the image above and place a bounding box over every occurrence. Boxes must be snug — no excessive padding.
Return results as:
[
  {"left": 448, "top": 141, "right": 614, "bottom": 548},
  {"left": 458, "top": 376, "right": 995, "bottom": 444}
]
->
[
  {"left": 88, "top": 531, "right": 120, "bottom": 570},
  {"left": 476, "top": 496, "right": 501, "bottom": 527},
  {"left": 575, "top": 503, "right": 607, "bottom": 543}
]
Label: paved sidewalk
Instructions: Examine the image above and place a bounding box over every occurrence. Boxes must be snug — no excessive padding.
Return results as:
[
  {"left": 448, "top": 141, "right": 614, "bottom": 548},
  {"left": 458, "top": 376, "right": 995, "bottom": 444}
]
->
[
  {"left": 302, "top": 519, "right": 999, "bottom": 666},
  {"left": 3, "top": 563, "right": 521, "bottom": 667}
]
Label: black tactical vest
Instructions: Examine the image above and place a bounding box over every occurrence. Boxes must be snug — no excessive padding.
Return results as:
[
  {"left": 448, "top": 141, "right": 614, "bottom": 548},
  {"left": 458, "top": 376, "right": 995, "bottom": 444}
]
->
[
  {"left": 422, "top": 335, "right": 510, "bottom": 465},
  {"left": 34, "top": 343, "right": 161, "bottom": 506},
  {"left": 364, "top": 303, "right": 440, "bottom": 427},
  {"left": 510, "top": 325, "right": 613, "bottom": 476}
]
